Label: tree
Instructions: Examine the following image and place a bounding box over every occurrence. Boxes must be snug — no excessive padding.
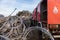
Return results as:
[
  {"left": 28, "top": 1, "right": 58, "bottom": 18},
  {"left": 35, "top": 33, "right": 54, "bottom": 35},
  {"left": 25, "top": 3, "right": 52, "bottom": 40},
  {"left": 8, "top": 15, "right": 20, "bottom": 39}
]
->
[{"left": 16, "top": 10, "right": 32, "bottom": 18}]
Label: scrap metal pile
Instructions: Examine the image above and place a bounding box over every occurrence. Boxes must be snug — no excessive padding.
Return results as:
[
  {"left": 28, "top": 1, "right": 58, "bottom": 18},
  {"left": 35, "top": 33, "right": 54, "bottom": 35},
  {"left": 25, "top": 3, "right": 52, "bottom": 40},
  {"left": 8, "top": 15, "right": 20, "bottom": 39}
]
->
[
  {"left": 0, "top": 10, "right": 32, "bottom": 40},
  {"left": 0, "top": 11, "right": 54, "bottom": 40}
]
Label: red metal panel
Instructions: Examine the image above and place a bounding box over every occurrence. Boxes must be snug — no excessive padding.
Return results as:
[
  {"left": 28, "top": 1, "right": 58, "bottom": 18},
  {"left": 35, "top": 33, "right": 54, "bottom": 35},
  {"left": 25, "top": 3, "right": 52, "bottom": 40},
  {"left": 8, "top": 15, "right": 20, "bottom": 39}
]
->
[
  {"left": 32, "top": 3, "right": 40, "bottom": 22},
  {"left": 48, "top": 0, "right": 60, "bottom": 24}
]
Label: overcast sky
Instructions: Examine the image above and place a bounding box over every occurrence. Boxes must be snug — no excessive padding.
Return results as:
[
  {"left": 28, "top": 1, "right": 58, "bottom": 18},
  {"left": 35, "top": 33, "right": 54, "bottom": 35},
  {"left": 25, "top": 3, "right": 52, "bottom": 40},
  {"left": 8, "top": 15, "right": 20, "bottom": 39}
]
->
[{"left": 0, "top": 0, "right": 41, "bottom": 16}]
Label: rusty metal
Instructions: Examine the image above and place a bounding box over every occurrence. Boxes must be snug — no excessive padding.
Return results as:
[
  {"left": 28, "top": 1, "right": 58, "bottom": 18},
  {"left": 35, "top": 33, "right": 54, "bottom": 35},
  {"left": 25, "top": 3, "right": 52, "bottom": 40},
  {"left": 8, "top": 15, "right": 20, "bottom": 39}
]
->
[{"left": 0, "top": 12, "right": 54, "bottom": 40}]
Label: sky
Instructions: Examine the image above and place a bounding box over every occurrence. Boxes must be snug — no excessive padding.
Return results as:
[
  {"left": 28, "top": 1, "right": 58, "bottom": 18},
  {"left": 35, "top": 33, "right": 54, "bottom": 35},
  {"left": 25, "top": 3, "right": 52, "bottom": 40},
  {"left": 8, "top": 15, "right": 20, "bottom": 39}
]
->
[{"left": 0, "top": 0, "right": 41, "bottom": 16}]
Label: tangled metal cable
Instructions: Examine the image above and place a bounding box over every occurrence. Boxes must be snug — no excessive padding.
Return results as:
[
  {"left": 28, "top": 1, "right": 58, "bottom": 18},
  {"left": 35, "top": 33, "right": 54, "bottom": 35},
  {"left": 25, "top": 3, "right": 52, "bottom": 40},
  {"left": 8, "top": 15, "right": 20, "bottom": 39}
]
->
[
  {"left": 0, "top": 35, "right": 10, "bottom": 40},
  {"left": 0, "top": 16, "right": 26, "bottom": 40},
  {"left": 0, "top": 15, "right": 54, "bottom": 40},
  {"left": 21, "top": 27, "right": 54, "bottom": 40}
]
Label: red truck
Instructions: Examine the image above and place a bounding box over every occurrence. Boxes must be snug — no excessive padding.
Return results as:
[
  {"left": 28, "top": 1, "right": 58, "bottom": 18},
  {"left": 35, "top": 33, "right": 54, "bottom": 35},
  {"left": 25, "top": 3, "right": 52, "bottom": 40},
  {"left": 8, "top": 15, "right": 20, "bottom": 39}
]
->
[{"left": 32, "top": 0, "right": 60, "bottom": 39}]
